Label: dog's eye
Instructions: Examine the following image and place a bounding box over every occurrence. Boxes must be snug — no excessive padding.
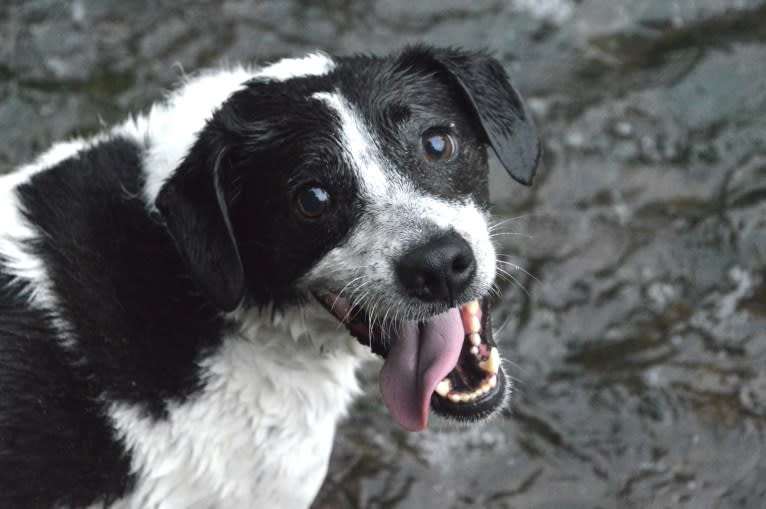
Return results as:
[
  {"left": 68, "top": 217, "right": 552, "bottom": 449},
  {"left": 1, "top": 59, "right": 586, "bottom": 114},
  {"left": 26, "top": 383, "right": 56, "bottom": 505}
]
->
[
  {"left": 421, "top": 130, "right": 457, "bottom": 163},
  {"left": 296, "top": 186, "right": 330, "bottom": 218}
]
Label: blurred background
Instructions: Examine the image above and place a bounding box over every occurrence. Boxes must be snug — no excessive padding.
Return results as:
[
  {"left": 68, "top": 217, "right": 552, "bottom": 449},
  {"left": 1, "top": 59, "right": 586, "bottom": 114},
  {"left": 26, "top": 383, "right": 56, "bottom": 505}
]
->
[{"left": 2, "top": 1, "right": 765, "bottom": 507}]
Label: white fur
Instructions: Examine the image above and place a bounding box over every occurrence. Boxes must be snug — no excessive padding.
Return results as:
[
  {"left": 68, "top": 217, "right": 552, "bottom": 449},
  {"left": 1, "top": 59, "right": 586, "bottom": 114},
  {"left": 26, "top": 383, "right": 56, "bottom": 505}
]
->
[
  {"left": 109, "top": 302, "right": 366, "bottom": 509},
  {"left": 250, "top": 52, "right": 335, "bottom": 82},
  {"left": 126, "top": 67, "right": 256, "bottom": 209},
  {"left": 305, "top": 92, "right": 496, "bottom": 322}
]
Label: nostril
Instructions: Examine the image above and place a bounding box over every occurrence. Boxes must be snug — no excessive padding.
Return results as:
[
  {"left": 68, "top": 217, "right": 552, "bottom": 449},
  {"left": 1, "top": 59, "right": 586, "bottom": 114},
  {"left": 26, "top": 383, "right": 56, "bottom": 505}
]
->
[{"left": 451, "top": 252, "right": 471, "bottom": 274}]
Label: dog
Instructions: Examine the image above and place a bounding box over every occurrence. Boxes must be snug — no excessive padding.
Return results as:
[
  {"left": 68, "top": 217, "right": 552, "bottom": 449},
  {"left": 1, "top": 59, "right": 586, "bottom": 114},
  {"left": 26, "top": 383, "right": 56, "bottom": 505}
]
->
[{"left": 0, "top": 46, "right": 539, "bottom": 508}]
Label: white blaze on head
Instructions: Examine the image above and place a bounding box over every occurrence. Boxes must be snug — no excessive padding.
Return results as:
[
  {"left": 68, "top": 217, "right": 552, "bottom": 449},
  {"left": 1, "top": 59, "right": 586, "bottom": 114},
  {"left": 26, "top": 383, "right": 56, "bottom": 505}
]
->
[
  {"left": 251, "top": 52, "right": 336, "bottom": 82},
  {"left": 311, "top": 91, "right": 393, "bottom": 201},
  {"left": 304, "top": 91, "right": 496, "bottom": 317}
]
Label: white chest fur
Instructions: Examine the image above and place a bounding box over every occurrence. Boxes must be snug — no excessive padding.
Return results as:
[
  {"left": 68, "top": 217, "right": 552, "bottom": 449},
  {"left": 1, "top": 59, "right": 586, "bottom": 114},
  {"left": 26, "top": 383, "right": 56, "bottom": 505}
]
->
[{"left": 108, "top": 305, "right": 366, "bottom": 509}]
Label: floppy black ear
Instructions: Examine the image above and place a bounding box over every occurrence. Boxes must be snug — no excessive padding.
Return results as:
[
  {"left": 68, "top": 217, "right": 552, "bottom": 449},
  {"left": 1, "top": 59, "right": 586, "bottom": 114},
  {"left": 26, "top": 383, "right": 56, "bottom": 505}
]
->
[
  {"left": 155, "top": 142, "right": 245, "bottom": 312},
  {"left": 429, "top": 48, "right": 541, "bottom": 186}
]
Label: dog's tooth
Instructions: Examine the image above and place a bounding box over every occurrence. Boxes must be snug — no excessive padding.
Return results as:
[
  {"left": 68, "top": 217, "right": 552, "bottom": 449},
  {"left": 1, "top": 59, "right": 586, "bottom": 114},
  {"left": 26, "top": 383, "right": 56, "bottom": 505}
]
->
[
  {"left": 489, "top": 374, "right": 497, "bottom": 389},
  {"left": 447, "top": 392, "right": 462, "bottom": 403},
  {"left": 468, "top": 316, "right": 481, "bottom": 333},
  {"left": 469, "top": 333, "right": 481, "bottom": 346},
  {"left": 478, "top": 347, "right": 500, "bottom": 374},
  {"left": 435, "top": 379, "right": 452, "bottom": 397},
  {"left": 465, "top": 300, "right": 480, "bottom": 315},
  {"left": 470, "top": 345, "right": 479, "bottom": 356}
]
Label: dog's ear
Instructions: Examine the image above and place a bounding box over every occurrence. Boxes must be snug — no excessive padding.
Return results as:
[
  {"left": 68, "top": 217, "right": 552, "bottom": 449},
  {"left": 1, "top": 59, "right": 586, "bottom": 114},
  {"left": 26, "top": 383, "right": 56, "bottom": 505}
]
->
[
  {"left": 156, "top": 140, "right": 245, "bottom": 312},
  {"left": 410, "top": 47, "right": 541, "bottom": 186}
]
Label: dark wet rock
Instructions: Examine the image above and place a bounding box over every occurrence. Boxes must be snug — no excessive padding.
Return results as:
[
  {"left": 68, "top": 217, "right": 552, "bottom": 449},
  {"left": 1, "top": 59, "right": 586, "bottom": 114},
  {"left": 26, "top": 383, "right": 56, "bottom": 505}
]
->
[{"left": 2, "top": 1, "right": 766, "bottom": 507}]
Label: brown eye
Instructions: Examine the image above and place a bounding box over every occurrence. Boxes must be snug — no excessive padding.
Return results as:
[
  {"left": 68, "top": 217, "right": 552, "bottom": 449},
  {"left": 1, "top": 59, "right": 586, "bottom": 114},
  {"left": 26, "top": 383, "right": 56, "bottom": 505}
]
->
[
  {"left": 421, "top": 130, "right": 457, "bottom": 162},
  {"left": 296, "top": 186, "right": 330, "bottom": 218}
]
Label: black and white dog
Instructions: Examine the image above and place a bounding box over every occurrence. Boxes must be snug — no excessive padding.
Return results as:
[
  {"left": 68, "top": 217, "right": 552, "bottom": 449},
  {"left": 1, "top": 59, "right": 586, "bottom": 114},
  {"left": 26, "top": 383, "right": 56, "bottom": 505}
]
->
[{"left": 0, "top": 46, "right": 539, "bottom": 508}]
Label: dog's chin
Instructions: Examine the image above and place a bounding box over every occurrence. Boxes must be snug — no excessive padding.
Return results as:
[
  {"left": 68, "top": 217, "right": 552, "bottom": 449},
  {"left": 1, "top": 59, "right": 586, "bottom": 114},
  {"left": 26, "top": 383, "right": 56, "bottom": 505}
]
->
[{"left": 314, "top": 291, "right": 508, "bottom": 431}]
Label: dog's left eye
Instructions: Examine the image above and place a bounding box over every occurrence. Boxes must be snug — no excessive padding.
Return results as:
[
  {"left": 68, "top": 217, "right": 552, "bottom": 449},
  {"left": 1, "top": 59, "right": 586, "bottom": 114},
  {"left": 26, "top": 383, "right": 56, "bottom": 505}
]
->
[
  {"left": 421, "top": 130, "right": 457, "bottom": 163},
  {"left": 296, "top": 186, "right": 331, "bottom": 218}
]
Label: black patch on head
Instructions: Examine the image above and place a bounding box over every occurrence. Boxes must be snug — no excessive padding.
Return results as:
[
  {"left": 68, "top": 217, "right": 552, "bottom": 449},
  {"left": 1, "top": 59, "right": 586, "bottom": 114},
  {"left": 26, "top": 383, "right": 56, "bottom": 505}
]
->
[
  {"left": 16, "top": 138, "right": 225, "bottom": 416},
  {"left": 157, "top": 78, "right": 363, "bottom": 309},
  {"left": 0, "top": 271, "right": 134, "bottom": 507}
]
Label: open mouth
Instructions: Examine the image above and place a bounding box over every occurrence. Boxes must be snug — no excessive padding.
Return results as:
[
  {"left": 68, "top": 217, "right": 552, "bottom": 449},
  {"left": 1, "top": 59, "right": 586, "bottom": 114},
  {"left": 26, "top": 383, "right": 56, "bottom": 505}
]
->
[{"left": 316, "top": 294, "right": 507, "bottom": 431}]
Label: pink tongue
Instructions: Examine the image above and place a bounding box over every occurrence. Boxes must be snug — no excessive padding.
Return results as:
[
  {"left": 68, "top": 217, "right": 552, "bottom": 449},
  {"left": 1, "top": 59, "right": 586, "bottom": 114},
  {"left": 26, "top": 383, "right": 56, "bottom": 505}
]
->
[{"left": 379, "top": 308, "right": 464, "bottom": 431}]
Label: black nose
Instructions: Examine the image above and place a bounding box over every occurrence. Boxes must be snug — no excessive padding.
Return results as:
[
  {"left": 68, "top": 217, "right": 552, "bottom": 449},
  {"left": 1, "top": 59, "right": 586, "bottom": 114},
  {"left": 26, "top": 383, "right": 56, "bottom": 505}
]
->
[{"left": 396, "top": 232, "right": 477, "bottom": 303}]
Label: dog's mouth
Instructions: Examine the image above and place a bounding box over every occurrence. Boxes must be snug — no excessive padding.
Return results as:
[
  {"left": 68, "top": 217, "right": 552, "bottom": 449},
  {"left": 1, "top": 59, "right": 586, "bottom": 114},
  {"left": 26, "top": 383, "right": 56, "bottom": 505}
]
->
[{"left": 316, "top": 294, "right": 506, "bottom": 431}]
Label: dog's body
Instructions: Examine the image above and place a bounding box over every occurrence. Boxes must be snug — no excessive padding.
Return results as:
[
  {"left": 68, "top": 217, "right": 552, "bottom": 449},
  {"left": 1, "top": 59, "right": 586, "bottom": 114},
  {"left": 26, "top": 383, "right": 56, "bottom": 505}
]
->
[{"left": 0, "top": 48, "right": 539, "bottom": 508}]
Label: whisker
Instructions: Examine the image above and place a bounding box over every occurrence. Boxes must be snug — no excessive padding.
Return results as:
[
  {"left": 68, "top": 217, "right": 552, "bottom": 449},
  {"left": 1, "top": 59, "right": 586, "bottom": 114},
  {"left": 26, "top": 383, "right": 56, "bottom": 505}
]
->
[
  {"left": 496, "top": 267, "right": 531, "bottom": 298},
  {"left": 331, "top": 275, "right": 366, "bottom": 312},
  {"left": 341, "top": 281, "right": 374, "bottom": 324},
  {"left": 488, "top": 213, "right": 537, "bottom": 231},
  {"left": 493, "top": 312, "right": 513, "bottom": 338},
  {"left": 489, "top": 231, "right": 534, "bottom": 240},
  {"left": 495, "top": 259, "right": 541, "bottom": 284}
]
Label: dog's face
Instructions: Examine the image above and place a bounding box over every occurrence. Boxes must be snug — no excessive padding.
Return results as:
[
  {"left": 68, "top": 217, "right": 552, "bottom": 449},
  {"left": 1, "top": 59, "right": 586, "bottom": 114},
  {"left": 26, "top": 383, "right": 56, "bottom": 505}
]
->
[{"left": 156, "top": 46, "right": 540, "bottom": 430}]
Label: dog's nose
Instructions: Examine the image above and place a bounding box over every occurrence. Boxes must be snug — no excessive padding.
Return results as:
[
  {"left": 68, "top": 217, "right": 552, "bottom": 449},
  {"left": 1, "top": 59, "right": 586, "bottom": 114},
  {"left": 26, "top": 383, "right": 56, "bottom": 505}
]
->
[{"left": 396, "top": 232, "right": 477, "bottom": 303}]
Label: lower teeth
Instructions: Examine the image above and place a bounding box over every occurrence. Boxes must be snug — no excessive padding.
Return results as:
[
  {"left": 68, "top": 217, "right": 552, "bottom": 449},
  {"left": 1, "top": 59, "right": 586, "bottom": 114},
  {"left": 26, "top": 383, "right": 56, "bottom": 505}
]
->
[{"left": 444, "top": 374, "right": 498, "bottom": 403}]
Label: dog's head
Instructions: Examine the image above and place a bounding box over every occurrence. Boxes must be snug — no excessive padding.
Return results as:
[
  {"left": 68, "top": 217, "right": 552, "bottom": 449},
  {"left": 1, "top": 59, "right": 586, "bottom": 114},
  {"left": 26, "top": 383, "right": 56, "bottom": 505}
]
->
[{"left": 156, "top": 46, "right": 540, "bottom": 430}]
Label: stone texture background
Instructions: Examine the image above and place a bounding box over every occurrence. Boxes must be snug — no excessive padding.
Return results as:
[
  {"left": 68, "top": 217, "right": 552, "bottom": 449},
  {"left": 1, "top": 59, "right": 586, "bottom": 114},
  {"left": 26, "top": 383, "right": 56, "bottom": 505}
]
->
[{"left": 2, "top": 1, "right": 765, "bottom": 507}]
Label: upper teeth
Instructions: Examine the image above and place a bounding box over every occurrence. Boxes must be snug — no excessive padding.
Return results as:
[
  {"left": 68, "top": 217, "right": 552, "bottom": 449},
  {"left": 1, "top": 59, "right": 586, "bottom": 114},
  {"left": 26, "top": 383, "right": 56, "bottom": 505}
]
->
[{"left": 461, "top": 300, "right": 482, "bottom": 334}]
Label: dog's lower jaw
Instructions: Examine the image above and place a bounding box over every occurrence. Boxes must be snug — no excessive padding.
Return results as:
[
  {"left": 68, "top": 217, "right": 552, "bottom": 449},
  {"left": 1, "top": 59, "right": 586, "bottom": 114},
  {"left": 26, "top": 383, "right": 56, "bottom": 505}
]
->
[{"left": 109, "top": 304, "right": 365, "bottom": 509}]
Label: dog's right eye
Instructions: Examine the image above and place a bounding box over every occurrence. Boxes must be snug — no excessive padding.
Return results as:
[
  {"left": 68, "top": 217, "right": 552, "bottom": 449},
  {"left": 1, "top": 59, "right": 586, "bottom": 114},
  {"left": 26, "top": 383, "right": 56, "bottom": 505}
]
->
[{"left": 296, "top": 186, "right": 330, "bottom": 219}]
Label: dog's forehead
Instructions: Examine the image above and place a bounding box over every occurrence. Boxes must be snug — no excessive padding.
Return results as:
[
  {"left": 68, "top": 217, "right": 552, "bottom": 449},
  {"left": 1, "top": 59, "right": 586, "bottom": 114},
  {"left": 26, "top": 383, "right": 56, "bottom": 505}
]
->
[
  {"left": 335, "top": 58, "right": 469, "bottom": 125},
  {"left": 313, "top": 57, "right": 488, "bottom": 203},
  {"left": 241, "top": 54, "right": 488, "bottom": 204}
]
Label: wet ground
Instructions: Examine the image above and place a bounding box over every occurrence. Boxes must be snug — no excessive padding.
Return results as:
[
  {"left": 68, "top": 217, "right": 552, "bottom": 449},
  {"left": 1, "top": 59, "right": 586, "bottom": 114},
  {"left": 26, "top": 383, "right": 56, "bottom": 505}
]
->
[{"left": 2, "top": 1, "right": 766, "bottom": 507}]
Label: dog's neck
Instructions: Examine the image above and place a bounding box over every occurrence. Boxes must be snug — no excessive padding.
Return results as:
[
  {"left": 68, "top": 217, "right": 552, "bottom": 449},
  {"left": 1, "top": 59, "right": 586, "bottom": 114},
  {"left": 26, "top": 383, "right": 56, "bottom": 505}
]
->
[{"left": 109, "top": 302, "right": 367, "bottom": 509}]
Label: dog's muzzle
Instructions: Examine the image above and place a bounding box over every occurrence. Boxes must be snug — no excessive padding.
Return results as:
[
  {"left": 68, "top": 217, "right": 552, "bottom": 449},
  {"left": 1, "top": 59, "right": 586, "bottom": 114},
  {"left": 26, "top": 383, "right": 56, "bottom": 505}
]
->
[{"left": 315, "top": 233, "right": 506, "bottom": 431}]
